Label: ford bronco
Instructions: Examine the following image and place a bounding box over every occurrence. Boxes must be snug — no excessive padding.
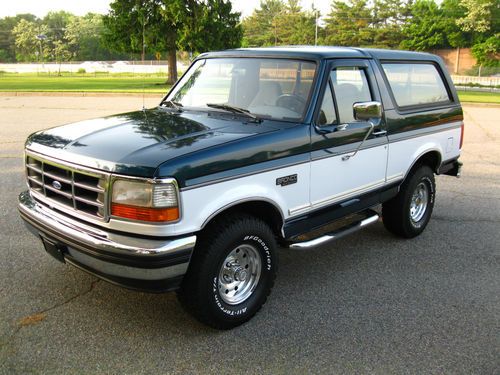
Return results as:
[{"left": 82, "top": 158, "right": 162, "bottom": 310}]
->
[{"left": 19, "top": 47, "right": 463, "bottom": 329}]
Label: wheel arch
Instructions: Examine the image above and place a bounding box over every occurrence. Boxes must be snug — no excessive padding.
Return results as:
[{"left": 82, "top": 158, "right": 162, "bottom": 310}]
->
[
  {"left": 200, "top": 198, "right": 285, "bottom": 239},
  {"left": 404, "top": 149, "right": 442, "bottom": 180}
]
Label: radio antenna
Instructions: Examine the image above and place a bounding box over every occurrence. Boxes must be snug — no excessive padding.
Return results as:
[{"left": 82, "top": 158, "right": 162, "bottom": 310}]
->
[
  {"left": 142, "top": 72, "right": 146, "bottom": 111},
  {"left": 141, "top": 12, "right": 146, "bottom": 111}
]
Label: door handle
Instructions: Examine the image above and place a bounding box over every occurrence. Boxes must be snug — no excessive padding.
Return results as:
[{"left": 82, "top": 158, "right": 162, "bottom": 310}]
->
[{"left": 373, "top": 129, "right": 387, "bottom": 137}]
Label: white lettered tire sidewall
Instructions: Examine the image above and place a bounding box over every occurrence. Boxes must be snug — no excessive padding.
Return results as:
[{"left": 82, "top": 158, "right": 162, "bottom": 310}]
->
[
  {"left": 409, "top": 174, "right": 435, "bottom": 229},
  {"left": 210, "top": 233, "right": 276, "bottom": 322}
]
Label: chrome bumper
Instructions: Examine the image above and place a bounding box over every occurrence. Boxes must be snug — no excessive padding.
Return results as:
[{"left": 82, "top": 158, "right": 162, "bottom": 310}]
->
[{"left": 18, "top": 191, "right": 196, "bottom": 292}]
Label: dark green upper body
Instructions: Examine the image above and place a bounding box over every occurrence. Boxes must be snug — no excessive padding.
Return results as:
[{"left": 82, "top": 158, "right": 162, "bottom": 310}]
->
[{"left": 26, "top": 47, "right": 462, "bottom": 188}]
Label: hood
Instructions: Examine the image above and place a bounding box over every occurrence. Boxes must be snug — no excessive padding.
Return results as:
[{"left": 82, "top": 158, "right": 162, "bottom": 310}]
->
[{"left": 26, "top": 108, "right": 280, "bottom": 177}]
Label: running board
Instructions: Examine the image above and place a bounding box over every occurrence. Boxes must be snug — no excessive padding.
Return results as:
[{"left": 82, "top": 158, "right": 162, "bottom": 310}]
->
[{"left": 288, "top": 212, "right": 380, "bottom": 249}]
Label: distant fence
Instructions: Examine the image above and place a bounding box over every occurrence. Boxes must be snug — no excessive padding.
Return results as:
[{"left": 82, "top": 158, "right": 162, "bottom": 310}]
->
[
  {"left": 451, "top": 75, "right": 500, "bottom": 87},
  {"left": 0, "top": 61, "right": 188, "bottom": 74}
]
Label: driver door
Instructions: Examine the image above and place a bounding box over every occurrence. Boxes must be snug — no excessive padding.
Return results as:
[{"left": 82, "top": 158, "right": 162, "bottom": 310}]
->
[{"left": 309, "top": 59, "right": 388, "bottom": 211}]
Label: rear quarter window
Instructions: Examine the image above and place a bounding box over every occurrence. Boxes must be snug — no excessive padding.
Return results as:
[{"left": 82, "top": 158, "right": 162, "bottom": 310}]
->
[{"left": 382, "top": 63, "right": 451, "bottom": 108}]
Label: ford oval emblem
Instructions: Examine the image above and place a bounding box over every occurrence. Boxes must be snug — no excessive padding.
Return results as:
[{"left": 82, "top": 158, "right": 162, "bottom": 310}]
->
[{"left": 52, "top": 180, "right": 62, "bottom": 190}]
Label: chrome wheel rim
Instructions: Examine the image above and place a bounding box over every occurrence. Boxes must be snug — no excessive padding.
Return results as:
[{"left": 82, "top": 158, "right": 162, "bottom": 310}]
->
[
  {"left": 218, "top": 244, "right": 262, "bottom": 305},
  {"left": 410, "top": 182, "right": 429, "bottom": 223}
]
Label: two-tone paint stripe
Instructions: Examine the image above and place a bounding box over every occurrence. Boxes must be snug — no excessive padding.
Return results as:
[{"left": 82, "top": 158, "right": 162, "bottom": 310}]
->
[{"left": 180, "top": 120, "right": 461, "bottom": 192}]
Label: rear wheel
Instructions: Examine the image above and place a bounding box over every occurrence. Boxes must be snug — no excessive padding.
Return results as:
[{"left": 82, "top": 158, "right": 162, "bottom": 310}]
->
[
  {"left": 177, "top": 214, "right": 277, "bottom": 329},
  {"left": 382, "top": 165, "right": 436, "bottom": 238}
]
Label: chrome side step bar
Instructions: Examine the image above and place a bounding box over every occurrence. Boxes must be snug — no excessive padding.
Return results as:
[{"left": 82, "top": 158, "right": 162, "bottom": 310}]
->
[{"left": 288, "top": 212, "right": 380, "bottom": 249}]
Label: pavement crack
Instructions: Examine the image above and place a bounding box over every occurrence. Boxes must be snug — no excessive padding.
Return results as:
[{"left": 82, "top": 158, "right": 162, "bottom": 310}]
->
[
  {"left": 37, "top": 278, "right": 100, "bottom": 315},
  {"left": 0, "top": 279, "right": 100, "bottom": 349},
  {"left": 464, "top": 110, "right": 498, "bottom": 140}
]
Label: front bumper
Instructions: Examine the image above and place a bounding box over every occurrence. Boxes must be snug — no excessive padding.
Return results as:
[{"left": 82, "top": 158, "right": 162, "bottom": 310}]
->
[{"left": 18, "top": 191, "right": 196, "bottom": 292}]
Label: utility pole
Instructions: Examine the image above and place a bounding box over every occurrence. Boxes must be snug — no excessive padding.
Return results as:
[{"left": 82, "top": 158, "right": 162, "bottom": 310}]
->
[
  {"left": 36, "top": 33, "right": 47, "bottom": 68},
  {"left": 315, "top": 10, "right": 318, "bottom": 46},
  {"left": 313, "top": 0, "right": 318, "bottom": 46},
  {"left": 142, "top": 13, "right": 146, "bottom": 62}
]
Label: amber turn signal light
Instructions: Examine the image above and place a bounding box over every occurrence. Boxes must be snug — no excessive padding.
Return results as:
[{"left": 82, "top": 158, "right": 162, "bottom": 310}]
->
[{"left": 111, "top": 203, "right": 179, "bottom": 222}]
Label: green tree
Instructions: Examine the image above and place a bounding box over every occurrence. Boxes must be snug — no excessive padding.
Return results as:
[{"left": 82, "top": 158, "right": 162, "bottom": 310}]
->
[
  {"left": 176, "top": 0, "right": 242, "bottom": 53},
  {"left": 400, "top": 0, "right": 447, "bottom": 50},
  {"left": 242, "top": 0, "right": 317, "bottom": 47},
  {"left": 273, "top": 0, "right": 316, "bottom": 45},
  {"left": 104, "top": 0, "right": 242, "bottom": 84},
  {"left": 399, "top": 0, "right": 475, "bottom": 50},
  {"left": 471, "top": 34, "right": 500, "bottom": 66},
  {"left": 441, "top": 0, "right": 471, "bottom": 48},
  {"left": 65, "top": 13, "right": 113, "bottom": 60},
  {"left": 0, "top": 14, "right": 37, "bottom": 62},
  {"left": 53, "top": 39, "right": 73, "bottom": 73},
  {"left": 456, "top": 0, "right": 499, "bottom": 33},
  {"left": 323, "top": 0, "right": 374, "bottom": 46},
  {"left": 241, "top": 0, "right": 285, "bottom": 47},
  {"left": 372, "top": 0, "right": 412, "bottom": 48},
  {"left": 42, "top": 11, "right": 73, "bottom": 62},
  {"left": 43, "top": 11, "right": 72, "bottom": 44},
  {"left": 457, "top": 0, "right": 499, "bottom": 67},
  {"left": 12, "top": 19, "right": 49, "bottom": 62},
  {"left": 104, "top": 0, "right": 177, "bottom": 81}
]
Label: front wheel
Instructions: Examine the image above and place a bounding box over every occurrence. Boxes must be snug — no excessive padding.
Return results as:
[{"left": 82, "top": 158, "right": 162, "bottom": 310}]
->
[
  {"left": 177, "top": 214, "right": 277, "bottom": 329},
  {"left": 382, "top": 165, "right": 436, "bottom": 238}
]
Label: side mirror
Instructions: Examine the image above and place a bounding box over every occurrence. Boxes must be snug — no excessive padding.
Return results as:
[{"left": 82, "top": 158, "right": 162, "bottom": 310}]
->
[{"left": 353, "top": 101, "right": 382, "bottom": 122}]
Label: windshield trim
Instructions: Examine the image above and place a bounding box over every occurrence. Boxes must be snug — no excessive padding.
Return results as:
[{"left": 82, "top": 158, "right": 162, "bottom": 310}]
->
[{"left": 161, "top": 56, "right": 319, "bottom": 124}]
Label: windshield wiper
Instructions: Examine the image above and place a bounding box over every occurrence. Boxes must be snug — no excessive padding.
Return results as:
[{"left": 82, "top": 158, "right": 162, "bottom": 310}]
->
[
  {"left": 160, "top": 99, "right": 183, "bottom": 112},
  {"left": 206, "top": 103, "right": 261, "bottom": 123}
]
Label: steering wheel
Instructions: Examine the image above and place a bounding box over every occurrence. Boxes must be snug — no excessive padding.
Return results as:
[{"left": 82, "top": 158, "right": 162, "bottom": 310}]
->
[{"left": 275, "top": 94, "right": 306, "bottom": 114}]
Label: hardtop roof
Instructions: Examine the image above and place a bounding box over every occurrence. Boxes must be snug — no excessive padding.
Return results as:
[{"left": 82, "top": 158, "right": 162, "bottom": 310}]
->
[{"left": 198, "top": 46, "right": 440, "bottom": 62}]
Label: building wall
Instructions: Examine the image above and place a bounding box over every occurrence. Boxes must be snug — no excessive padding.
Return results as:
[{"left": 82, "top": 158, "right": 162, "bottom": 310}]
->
[{"left": 431, "top": 48, "right": 476, "bottom": 75}]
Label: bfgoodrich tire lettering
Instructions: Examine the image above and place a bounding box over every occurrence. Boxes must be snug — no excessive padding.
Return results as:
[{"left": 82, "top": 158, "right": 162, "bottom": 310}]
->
[
  {"left": 382, "top": 165, "right": 436, "bottom": 238},
  {"left": 177, "top": 214, "right": 277, "bottom": 329}
]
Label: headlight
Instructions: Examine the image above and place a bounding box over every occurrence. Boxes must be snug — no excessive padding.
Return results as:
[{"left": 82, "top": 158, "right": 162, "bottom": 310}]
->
[{"left": 111, "top": 178, "right": 179, "bottom": 222}]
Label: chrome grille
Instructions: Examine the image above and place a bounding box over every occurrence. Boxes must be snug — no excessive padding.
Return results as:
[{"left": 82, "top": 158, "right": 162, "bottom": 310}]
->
[{"left": 25, "top": 153, "right": 108, "bottom": 221}]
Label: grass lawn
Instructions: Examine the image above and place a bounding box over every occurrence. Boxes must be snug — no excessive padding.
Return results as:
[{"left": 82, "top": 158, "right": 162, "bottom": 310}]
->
[
  {"left": 457, "top": 90, "right": 500, "bottom": 104},
  {"left": 0, "top": 72, "right": 171, "bottom": 93}
]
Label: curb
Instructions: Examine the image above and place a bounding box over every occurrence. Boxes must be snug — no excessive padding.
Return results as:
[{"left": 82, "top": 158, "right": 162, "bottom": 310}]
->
[
  {"left": 461, "top": 102, "right": 500, "bottom": 108},
  {"left": 0, "top": 91, "right": 164, "bottom": 98}
]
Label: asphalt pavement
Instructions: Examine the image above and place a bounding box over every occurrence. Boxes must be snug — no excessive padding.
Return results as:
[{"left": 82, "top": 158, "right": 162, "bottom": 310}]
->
[{"left": 0, "top": 95, "right": 498, "bottom": 374}]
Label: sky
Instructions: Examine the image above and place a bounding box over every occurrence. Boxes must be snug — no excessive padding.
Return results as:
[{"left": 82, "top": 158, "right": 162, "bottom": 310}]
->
[{"left": 0, "top": 0, "right": 332, "bottom": 19}]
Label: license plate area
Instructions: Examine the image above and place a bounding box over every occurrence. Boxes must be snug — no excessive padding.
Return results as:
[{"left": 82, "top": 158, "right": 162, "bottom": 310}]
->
[{"left": 41, "top": 236, "right": 67, "bottom": 263}]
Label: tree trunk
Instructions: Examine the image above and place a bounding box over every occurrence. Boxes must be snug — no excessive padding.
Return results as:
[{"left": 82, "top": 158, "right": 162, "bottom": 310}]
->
[{"left": 167, "top": 49, "right": 178, "bottom": 84}]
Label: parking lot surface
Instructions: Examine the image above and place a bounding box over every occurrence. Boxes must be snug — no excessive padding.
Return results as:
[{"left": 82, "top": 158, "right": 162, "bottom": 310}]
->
[{"left": 0, "top": 96, "right": 498, "bottom": 374}]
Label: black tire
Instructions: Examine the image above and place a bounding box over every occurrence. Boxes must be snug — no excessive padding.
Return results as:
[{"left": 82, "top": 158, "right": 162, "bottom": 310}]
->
[
  {"left": 177, "top": 214, "right": 277, "bottom": 329},
  {"left": 382, "top": 165, "right": 436, "bottom": 238}
]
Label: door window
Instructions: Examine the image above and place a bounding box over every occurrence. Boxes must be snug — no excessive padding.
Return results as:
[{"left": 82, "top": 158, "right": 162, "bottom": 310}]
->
[
  {"left": 317, "top": 83, "right": 337, "bottom": 126},
  {"left": 331, "top": 67, "right": 372, "bottom": 123}
]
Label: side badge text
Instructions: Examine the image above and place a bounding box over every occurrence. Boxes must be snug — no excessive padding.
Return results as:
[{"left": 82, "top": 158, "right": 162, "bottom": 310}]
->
[{"left": 276, "top": 174, "right": 297, "bottom": 187}]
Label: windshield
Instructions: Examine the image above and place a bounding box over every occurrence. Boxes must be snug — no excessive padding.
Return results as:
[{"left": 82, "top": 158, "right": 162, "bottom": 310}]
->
[{"left": 165, "top": 58, "right": 317, "bottom": 121}]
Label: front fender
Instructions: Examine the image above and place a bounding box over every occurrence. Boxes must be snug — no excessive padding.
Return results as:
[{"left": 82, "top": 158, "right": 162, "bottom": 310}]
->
[{"left": 173, "top": 162, "right": 310, "bottom": 236}]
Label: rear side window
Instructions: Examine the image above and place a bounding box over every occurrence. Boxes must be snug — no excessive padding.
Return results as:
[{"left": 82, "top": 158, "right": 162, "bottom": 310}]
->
[{"left": 382, "top": 63, "right": 450, "bottom": 108}]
